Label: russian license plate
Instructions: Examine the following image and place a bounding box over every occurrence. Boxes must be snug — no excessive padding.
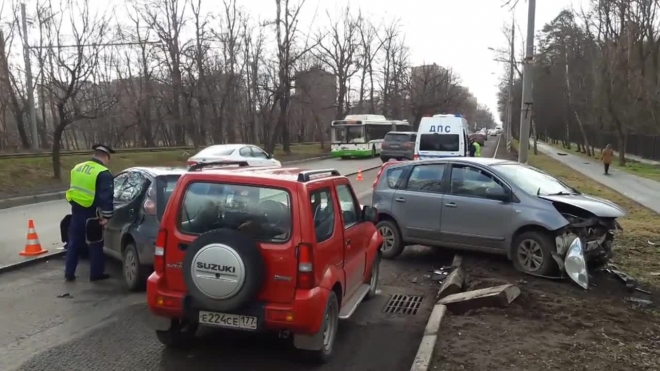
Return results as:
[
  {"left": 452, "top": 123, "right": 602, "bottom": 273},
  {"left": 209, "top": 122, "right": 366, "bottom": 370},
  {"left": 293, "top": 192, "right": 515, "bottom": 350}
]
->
[{"left": 198, "top": 311, "right": 258, "bottom": 330}]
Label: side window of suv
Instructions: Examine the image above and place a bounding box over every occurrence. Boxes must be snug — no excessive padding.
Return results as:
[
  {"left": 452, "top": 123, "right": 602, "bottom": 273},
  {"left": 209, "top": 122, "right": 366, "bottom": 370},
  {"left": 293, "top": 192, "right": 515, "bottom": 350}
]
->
[
  {"left": 406, "top": 164, "right": 446, "bottom": 193},
  {"left": 336, "top": 184, "right": 361, "bottom": 228},
  {"left": 450, "top": 165, "right": 504, "bottom": 198},
  {"left": 310, "top": 189, "right": 335, "bottom": 242}
]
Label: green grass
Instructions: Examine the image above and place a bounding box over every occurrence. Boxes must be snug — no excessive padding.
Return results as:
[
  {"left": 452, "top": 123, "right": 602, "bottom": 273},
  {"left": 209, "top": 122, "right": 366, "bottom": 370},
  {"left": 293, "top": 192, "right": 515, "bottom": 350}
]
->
[
  {"left": 514, "top": 141, "right": 660, "bottom": 286},
  {"left": 0, "top": 144, "right": 330, "bottom": 198},
  {"left": 548, "top": 141, "right": 660, "bottom": 182}
]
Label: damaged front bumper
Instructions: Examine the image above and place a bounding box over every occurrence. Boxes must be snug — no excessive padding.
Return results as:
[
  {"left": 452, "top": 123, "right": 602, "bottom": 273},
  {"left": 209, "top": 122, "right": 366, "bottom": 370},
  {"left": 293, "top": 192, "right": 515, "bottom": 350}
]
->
[{"left": 552, "top": 219, "right": 622, "bottom": 289}]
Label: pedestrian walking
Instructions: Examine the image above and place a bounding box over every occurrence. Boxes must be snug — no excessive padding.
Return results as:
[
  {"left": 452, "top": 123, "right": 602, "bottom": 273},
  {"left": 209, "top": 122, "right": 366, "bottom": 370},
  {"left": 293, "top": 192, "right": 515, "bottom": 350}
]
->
[
  {"left": 63, "top": 144, "right": 115, "bottom": 282},
  {"left": 601, "top": 144, "right": 614, "bottom": 175}
]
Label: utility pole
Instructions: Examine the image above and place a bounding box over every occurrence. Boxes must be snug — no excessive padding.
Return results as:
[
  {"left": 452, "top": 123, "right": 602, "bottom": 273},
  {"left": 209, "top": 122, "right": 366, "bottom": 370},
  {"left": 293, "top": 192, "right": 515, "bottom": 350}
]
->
[
  {"left": 506, "top": 15, "right": 514, "bottom": 153},
  {"left": 21, "top": 3, "right": 39, "bottom": 150},
  {"left": 518, "top": 0, "right": 536, "bottom": 163}
]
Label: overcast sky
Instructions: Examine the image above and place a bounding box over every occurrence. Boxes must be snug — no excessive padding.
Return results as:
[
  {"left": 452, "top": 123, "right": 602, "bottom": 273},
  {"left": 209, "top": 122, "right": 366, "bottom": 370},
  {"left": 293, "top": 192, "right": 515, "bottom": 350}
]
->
[
  {"left": 12, "top": 0, "right": 583, "bottom": 124},
  {"left": 240, "top": 0, "right": 582, "bottom": 124}
]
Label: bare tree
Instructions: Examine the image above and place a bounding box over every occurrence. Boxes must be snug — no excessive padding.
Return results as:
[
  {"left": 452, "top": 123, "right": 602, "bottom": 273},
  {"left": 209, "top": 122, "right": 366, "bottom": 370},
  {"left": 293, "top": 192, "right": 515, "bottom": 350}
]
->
[
  {"left": 265, "top": 0, "right": 316, "bottom": 153},
  {"left": 314, "top": 6, "right": 360, "bottom": 120},
  {"left": 46, "top": 0, "right": 116, "bottom": 178},
  {"left": 143, "top": 0, "right": 187, "bottom": 145},
  {"left": 356, "top": 15, "right": 383, "bottom": 113}
]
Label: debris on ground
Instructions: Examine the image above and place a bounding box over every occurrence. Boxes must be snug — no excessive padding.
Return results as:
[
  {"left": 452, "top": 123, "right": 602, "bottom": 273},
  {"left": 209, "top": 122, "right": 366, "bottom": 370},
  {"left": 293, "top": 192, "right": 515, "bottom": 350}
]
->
[
  {"left": 438, "top": 284, "right": 520, "bottom": 314},
  {"left": 626, "top": 297, "right": 653, "bottom": 307},
  {"left": 56, "top": 293, "right": 72, "bottom": 299},
  {"left": 436, "top": 266, "right": 466, "bottom": 300}
]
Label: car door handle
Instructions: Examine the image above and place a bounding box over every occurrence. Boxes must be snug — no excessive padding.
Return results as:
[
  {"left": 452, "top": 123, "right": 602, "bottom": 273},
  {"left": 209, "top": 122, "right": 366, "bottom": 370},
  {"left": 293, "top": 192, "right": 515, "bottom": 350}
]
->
[
  {"left": 395, "top": 197, "right": 406, "bottom": 202},
  {"left": 445, "top": 202, "right": 457, "bottom": 208}
]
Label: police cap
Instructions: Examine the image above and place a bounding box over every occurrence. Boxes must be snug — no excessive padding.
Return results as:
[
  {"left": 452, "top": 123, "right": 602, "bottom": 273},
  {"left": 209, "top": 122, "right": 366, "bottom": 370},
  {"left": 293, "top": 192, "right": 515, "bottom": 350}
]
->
[{"left": 92, "top": 144, "right": 116, "bottom": 155}]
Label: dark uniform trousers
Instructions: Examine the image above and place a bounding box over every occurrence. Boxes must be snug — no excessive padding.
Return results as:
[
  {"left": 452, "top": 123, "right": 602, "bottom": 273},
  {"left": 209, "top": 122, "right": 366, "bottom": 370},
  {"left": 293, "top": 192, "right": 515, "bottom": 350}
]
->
[{"left": 65, "top": 203, "right": 106, "bottom": 279}]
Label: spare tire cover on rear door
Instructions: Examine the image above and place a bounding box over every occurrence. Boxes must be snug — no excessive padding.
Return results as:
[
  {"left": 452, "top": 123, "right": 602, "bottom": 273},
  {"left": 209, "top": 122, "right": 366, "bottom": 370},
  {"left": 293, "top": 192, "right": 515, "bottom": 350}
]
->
[{"left": 183, "top": 228, "right": 265, "bottom": 312}]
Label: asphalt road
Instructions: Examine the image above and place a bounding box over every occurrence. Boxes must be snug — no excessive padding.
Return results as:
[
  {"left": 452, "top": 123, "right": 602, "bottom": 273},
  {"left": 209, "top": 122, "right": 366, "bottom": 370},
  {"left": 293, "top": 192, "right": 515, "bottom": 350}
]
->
[
  {"left": 1, "top": 137, "right": 499, "bottom": 371},
  {"left": 0, "top": 156, "right": 382, "bottom": 268}
]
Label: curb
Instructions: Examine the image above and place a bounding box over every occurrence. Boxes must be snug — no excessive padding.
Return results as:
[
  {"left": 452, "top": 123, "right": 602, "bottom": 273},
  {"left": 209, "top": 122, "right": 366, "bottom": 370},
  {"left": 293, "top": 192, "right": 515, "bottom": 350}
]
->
[
  {"left": 0, "top": 250, "right": 66, "bottom": 275},
  {"left": 409, "top": 254, "right": 464, "bottom": 371},
  {"left": 0, "top": 154, "right": 341, "bottom": 211}
]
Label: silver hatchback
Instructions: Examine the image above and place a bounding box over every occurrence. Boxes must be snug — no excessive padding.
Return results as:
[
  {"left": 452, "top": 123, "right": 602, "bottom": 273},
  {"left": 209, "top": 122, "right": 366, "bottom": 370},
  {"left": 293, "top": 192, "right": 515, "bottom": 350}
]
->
[{"left": 372, "top": 158, "right": 625, "bottom": 285}]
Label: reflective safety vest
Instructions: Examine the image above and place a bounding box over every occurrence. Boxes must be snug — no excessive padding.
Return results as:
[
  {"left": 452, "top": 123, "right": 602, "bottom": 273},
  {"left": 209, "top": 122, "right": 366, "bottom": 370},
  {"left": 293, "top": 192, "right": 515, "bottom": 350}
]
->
[
  {"left": 474, "top": 142, "right": 482, "bottom": 157},
  {"left": 65, "top": 160, "right": 108, "bottom": 208}
]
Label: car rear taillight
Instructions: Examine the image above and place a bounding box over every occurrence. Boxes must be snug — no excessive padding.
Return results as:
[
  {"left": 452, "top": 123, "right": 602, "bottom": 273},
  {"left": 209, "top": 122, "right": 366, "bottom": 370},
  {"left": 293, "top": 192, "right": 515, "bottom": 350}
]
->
[
  {"left": 413, "top": 154, "right": 419, "bottom": 160},
  {"left": 403, "top": 142, "right": 412, "bottom": 149},
  {"left": 187, "top": 160, "right": 197, "bottom": 167},
  {"left": 154, "top": 228, "right": 167, "bottom": 275},
  {"left": 296, "top": 243, "right": 314, "bottom": 290}
]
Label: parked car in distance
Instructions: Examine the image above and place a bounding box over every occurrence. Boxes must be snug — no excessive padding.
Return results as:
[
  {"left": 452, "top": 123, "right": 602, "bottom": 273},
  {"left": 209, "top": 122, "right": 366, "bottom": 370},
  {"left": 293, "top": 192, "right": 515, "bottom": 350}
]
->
[
  {"left": 186, "top": 144, "right": 281, "bottom": 169},
  {"left": 371, "top": 157, "right": 625, "bottom": 289},
  {"left": 147, "top": 162, "right": 382, "bottom": 363},
  {"left": 381, "top": 131, "right": 417, "bottom": 162},
  {"left": 469, "top": 133, "right": 486, "bottom": 146}
]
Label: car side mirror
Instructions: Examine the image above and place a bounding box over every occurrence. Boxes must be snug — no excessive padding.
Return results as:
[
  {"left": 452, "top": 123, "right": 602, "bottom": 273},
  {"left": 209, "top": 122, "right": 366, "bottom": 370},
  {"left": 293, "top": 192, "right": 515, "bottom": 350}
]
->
[
  {"left": 486, "top": 187, "right": 510, "bottom": 202},
  {"left": 362, "top": 205, "right": 378, "bottom": 223}
]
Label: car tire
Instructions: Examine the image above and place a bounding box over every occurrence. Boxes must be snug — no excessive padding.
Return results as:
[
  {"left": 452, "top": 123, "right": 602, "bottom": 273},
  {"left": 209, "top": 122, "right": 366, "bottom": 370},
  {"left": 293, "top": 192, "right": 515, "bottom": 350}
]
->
[
  {"left": 512, "top": 231, "right": 557, "bottom": 276},
  {"left": 183, "top": 228, "right": 265, "bottom": 312},
  {"left": 303, "top": 292, "right": 339, "bottom": 364},
  {"left": 156, "top": 319, "right": 198, "bottom": 349},
  {"left": 365, "top": 253, "right": 380, "bottom": 299},
  {"left": 376, "top": 220, "right": 404, "bottom": 259},
  {"left": 122, "top": 241, "right": 149, "bottom": 292},
  {"left": 380, "top": 156, "right": 388, "bottom": 163}
]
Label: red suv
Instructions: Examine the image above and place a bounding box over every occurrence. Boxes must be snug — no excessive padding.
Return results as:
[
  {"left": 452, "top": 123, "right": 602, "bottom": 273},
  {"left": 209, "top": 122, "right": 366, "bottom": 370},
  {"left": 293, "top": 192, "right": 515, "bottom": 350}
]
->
[{"left": 147, "top": 162, "right": 382, "bottom": 363}]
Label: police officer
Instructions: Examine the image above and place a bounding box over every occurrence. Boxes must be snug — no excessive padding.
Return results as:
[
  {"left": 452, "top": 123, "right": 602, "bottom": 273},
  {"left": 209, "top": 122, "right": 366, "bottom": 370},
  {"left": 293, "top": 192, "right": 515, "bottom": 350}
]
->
[
  {"left": 472, "top": 139, "right": 482, "bottom": 157},
  {"left": 64, "top": 144, "right": 115, "bottom": 282}
]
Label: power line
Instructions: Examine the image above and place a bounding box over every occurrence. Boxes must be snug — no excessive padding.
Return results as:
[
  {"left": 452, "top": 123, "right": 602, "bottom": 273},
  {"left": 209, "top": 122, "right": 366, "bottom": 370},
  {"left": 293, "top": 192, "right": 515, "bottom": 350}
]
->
[{"left": 28, "top": 41, "right": 161, "bottom": 50}]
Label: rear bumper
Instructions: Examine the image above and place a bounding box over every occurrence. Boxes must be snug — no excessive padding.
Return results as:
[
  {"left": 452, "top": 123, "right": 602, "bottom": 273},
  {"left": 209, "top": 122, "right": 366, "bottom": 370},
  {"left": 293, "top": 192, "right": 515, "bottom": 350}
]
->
[
  {"left": 381, "top": 149, "right": 413, "bottom": 159},
  {"left": 146, "top": 272, "right": 329, "bottom": 335}
]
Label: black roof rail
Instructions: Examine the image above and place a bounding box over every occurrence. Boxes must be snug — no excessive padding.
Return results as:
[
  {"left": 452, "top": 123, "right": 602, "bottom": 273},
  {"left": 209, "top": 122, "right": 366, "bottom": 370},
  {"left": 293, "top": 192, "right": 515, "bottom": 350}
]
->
[
  {"left": 188, "top": 160, "right": 250, "bottom": 172},
  {"left": 297, "top": 169, "right": 341, "bottom": 182}
]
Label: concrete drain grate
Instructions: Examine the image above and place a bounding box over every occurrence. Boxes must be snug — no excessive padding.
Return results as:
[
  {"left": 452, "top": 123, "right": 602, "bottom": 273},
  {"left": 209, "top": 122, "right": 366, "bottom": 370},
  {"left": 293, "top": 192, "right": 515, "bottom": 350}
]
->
[{"left": 382, "top": 294, "right": 423, "bottom": 315}]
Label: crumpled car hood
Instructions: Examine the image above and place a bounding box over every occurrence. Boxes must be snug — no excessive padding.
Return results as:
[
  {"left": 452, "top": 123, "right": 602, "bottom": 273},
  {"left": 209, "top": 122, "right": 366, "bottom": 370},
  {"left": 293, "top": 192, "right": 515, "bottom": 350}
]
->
[{"left": 540, "top": 194, "right": 626, "bottom": 218}]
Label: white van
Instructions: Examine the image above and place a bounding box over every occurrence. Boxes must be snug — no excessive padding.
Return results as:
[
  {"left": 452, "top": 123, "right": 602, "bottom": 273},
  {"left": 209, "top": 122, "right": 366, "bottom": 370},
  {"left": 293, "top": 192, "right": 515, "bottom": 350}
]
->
[{"left": 414, "top": 114, "right": 470, "bottom": 159}]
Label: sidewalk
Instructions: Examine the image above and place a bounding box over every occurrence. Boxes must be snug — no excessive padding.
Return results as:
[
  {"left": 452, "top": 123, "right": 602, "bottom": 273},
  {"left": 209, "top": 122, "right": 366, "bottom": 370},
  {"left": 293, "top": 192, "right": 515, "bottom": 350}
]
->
[{"left": 537, "top": 142, "right": 660, "bottom": 214}]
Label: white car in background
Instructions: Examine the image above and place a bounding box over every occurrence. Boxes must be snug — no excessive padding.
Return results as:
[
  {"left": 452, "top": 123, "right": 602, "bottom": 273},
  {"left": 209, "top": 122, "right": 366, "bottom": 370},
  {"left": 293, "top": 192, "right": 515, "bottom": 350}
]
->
[{"left": 186, "top": 144, "right": 282, "bottom": 168}]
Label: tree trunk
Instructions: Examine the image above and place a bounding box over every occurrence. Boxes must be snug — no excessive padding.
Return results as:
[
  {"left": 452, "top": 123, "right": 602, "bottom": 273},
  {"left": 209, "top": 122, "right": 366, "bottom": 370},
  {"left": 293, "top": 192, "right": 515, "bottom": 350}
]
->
[{"left": 52, "top": 123, "right": 65, "bottom": 180}]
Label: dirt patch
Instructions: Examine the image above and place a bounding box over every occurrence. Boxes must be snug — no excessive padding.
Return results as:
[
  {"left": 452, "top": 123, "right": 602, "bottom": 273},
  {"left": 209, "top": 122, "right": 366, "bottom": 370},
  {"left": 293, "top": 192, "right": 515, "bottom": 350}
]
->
[
  {"left": 431, "top": 142, "right": 660, "bottom": 370},
  {"left": 434, "top": 254, "right": 660, "bottom": 371}
]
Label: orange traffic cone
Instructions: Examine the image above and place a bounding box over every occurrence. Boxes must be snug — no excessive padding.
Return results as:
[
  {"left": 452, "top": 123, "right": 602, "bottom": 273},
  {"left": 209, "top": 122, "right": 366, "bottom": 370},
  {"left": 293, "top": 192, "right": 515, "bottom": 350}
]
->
[
  {"left": 356, "top": 168, "right": 363, "bottom": 181},
  {"left": 19, "top": 219, "right": 48, "bottom": 256}
]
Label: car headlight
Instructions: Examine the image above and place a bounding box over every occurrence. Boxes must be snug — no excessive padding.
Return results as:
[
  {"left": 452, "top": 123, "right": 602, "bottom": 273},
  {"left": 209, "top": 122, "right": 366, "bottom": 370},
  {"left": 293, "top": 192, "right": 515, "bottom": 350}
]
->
[{"left": 564, "top": 237, "right": 589, "bottom": 290}]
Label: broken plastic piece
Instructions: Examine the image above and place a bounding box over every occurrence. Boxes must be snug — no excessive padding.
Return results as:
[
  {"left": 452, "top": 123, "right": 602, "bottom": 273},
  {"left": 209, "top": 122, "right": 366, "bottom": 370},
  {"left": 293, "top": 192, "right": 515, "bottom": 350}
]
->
[{"left": 564, "top": 237, "right": 589, "bottom": 290}]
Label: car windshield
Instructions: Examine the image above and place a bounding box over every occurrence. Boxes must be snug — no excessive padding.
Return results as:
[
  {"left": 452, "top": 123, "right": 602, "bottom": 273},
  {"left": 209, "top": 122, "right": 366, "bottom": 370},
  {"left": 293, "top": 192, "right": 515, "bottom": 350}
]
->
[
  {"left": 494, "top": 163, "right": 578, "bottom": 196},
  {"left": 195, "top": 146, "right": 235, "bottom": 157},
  {"left": 178, "top": 182, "right": 291, "bottom": 242}
]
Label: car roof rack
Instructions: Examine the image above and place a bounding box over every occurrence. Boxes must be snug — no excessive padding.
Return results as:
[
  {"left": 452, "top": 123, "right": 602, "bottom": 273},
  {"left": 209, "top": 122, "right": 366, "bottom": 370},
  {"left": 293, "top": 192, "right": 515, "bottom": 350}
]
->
[
  {"left": 188, "top": 160, "right": 250, "bottom": 172},
  {"left": 297, "top": 169, "right": 341, "bottom": 182}
]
